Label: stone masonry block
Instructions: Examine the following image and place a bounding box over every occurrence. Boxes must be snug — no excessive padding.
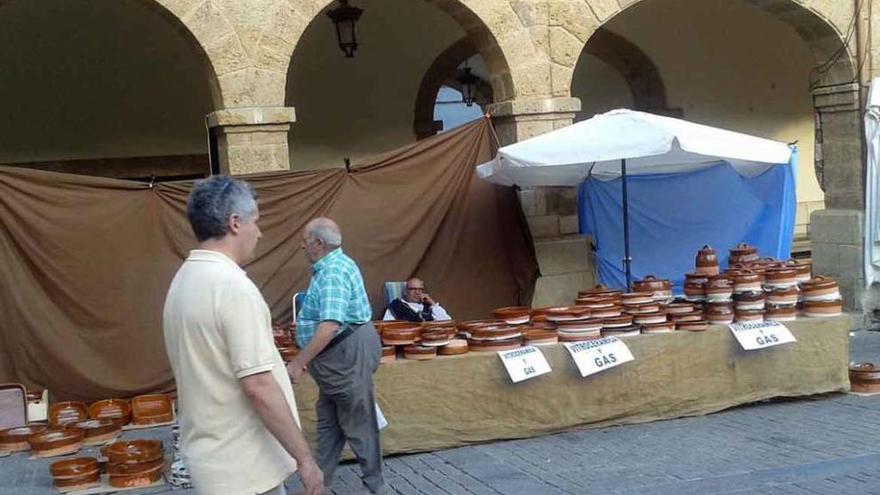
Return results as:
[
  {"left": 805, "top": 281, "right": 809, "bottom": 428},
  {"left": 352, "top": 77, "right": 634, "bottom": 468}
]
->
[
  {"left": 838, "top": 245, "right": 864, "bottom": 275},
  {"left": 811, "top": 209, "right": 863, "bottom": 245},
  {"left": 559, "top": 215, "right": 579, "bottom": 235},
  {"left": 534, "top": 236, "right": 592, "bottom": 275},
  {"left": 810, "top": 242, "right": 840, "bottom": 277},
  {"left": 527, "top": 215, "right": 560, "bottom": 238}
]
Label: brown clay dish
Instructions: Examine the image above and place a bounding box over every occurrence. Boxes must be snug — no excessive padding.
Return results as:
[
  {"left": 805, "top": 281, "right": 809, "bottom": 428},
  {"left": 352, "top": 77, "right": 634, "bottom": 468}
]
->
[
  {"left": 50, "top": 457, "right": 100, "bottom": 490},
  {"left": 74, "top": 418, "right": 122, "bottom": 446},
  {"left": 88, "top": 399, "right": 132, "bottom": 425},
  {"left": 131, "top": 395, "right": 174, "bottom": 426},
  {"left": 48, "top": 401, "right": 88, "bottom": 428},
  {"left": 28, "top": 428, "right": 84, "bottom": 458},
  {"left": 491, "top": 306, "right": 532, "bottom": 324},
  {"left": 102, "top": 439, "right": 163, "bottom": 465},
  {"left": 0, "top": 424, "right": 47, "bottom": 452}
]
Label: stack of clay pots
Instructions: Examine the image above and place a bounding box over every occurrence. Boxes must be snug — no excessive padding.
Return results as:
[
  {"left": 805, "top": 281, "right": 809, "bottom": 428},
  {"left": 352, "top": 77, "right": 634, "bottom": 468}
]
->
[
  {"left": 683, "top": 243, "right": 840, "bottom": 323},
  {"left": 375, "top": 320, "right": 464, "bottom": 361}
]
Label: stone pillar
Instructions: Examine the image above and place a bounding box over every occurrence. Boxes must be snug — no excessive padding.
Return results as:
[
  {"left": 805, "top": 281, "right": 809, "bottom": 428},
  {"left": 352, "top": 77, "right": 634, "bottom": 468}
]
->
[
  {"left": 488, "top": 97, "right": 594, "bottom": 307},
  {"left": 207, "top": 107, "right": 296, "bottom": 175},
  {"left": 810, "top": 83, "right": 867, "bottom": 313}
]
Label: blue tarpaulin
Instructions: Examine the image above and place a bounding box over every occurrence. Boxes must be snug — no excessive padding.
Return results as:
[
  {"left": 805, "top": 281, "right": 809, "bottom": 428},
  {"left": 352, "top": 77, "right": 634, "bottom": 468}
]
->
[{"left": 578, "top": 153, "right": 797, "bottom": 292}]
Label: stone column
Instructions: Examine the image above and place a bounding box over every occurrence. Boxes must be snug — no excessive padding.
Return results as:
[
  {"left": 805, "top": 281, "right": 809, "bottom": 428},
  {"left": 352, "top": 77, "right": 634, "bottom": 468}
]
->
[
  {"left": 809, "top": 83, "right": 868, "bottom": 312},
  {"left": 488, "top": 97, "right": 594, "bottom": 307},
  {"left": 206, "top": 107, "right": 296, "bottom": 175}
]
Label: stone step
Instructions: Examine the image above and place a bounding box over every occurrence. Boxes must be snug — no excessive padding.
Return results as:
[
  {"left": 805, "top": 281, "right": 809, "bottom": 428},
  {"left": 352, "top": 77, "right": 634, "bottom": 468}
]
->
[{"left": 534, "top": 235, "right": 593, "bottom": 276}]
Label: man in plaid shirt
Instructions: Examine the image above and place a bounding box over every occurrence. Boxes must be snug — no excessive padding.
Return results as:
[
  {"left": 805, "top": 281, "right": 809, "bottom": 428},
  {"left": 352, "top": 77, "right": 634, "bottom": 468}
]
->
[{"left": 288, "top": 217, "right": 385, "bottom": 494}]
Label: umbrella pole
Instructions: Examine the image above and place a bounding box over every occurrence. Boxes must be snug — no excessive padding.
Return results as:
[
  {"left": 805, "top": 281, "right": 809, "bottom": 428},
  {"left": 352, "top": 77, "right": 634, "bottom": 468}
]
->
[{"left": 621, "top": 158, "right": 633, "bottom": 291}]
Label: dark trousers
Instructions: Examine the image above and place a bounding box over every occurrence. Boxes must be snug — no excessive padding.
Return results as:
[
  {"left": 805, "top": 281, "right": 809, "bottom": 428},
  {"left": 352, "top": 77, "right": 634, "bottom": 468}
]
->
[{"left": 308, "top": 323, "right": 383, "bottom": 492}]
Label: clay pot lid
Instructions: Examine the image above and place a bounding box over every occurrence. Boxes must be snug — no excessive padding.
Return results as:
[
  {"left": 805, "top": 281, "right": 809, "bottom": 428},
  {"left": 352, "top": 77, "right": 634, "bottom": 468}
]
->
[
  {"left": 633, "top": 275, "right": 671, "bottom": 290},
  {"left": 577, "top": 284, "right": 622, "bottom": 297},
  {"left": 697, "top": 245, "right": 716, "bottom": 255},
  {"left": 801, "top": 276, "right": 838, "bottom": 289},
  {"left": 620, "top": 291, "right": 653, "bottom": 301},
  {"left": 555, "top": 318, "right": 604, "bottom": 329},
  {"left": 602, "top": 314, "right": 634, "bottom": 326},
  {"left": 574, "top": 296, "right": 618, "bottom": 307},
  {"left": 381, "top": 346, "right": 395, "bottom": 356},
  {"left": 459, "top": 319, "right": 505, "bottom": 330},
  {"left": 544, "top": 305, "right": 591, "bottom": 317},
  {"left": 665, "top": 303, "right": 695, "bottom": 312},
  {"left": 602, "top": 324, "right": 640, "bottom": 334},
  {"left": 730, "top": 243, "right": 757, "bottom": 255},
  {"left": 624, "top": 302, "right": 660, "bottom": 314},
  {"left": 421, "top": 320, "right": 457, "bottom": 329},
  {"left": 469, "top": 325, "right": 522, "bottom": 340},
  {"left": 49, "top": 401, "right": 88, "bottom": 428},
  {"left": 74, "top": 418, "right": 118, "bottom": 430},
  {"left": 766, "top": 266, "right": 798, "bottom": 277},
  {"left": 88, "top": 399, "right": 131, "bottom": 423},
  {"left": 0, "top": 424, "right": 47, "bottom": 441},
  {"left": 102, "top": 439, "right": 163, "bottom": 464},
  {"left": 29, "top": 428, "right": 84, "bottom": 449},
  {"left": 378, "top": 322, "right": 422, "bottom": 332},
  {"left": 491, "top": 306, "right": 531, "bottom": 318},
  {"left": 50, "top": 457, "right": 99, "bottom": 478},
  {"left": 421, "top": 329, "right": 454, "bottom": 341}
]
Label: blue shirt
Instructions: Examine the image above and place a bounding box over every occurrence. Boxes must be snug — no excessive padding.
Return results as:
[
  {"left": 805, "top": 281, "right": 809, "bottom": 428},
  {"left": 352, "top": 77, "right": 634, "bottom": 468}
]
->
[{"left": 296, "top": 248, "right": 372, "bottom": 348}]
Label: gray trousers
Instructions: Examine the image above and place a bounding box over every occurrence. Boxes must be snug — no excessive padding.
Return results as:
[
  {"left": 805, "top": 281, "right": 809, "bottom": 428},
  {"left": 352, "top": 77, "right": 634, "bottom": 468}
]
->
[{"left": 308, "top": 323, "right": 383, "bottom": 493}]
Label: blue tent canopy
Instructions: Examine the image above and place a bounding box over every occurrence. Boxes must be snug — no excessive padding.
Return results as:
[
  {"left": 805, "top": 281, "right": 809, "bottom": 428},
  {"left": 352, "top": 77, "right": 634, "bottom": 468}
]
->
[{"left": 578, "top": 155, "right": 797, "bottom": 292}]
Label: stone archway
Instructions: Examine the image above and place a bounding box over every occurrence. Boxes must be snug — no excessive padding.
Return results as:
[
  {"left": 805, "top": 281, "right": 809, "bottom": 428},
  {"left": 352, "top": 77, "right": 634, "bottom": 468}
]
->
[
  {"left": 0, "top": 0, "right": 222, "bottom": 179},
  {"left": 580, "top": 27, "right": 672, "bottom": 115},
  {"left": 284, "top": 0, "right": 516, "bottom": 169}
]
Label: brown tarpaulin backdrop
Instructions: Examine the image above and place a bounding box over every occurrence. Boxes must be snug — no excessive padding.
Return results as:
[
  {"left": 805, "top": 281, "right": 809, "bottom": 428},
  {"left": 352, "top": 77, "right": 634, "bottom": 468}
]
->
[{"left": 0, "top": 118, "right": 538, "bottom": 402}]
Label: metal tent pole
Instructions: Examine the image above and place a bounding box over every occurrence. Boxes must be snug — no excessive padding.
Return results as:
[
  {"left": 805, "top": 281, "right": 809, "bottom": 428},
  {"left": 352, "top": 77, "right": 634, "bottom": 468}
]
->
[{"left": 621, "top": 158, "right": 633, "bottom": 291}]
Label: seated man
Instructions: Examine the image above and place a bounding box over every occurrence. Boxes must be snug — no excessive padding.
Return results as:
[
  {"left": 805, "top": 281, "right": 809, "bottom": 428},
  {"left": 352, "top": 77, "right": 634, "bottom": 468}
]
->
[{"left": 383, "top": 277, "right": 452, "bottom": 322}]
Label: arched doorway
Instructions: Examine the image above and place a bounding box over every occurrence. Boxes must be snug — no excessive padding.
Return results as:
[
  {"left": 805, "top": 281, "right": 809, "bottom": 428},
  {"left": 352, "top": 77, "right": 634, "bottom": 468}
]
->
[
  {"left": 285, "top": 0, "right": 510, "bottom": 170},
  {"left": 571, "top": 0, "right": 856, "bottom": 240},
  {"left": 0, "top": 0, "right": 219, "bottom": 180}
]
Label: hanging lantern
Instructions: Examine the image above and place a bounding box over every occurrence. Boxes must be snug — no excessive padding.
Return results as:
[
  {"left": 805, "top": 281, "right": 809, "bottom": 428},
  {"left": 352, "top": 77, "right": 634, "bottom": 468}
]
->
[
  {"left": 457, "top": 64, "right": 478, "bottom": 107},
  {"left": 327, "top": 0, "right": 363, "bottom": 58}
]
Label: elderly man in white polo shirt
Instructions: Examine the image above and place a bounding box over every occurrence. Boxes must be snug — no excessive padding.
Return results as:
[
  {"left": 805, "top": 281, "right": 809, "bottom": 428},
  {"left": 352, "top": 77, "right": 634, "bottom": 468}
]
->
[{"left": 163, "top": 175, "right": 323, "bottom": 495}]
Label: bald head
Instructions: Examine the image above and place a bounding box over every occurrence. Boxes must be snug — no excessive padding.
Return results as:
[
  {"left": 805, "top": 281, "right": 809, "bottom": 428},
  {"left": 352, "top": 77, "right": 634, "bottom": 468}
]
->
[
  {"left": 302, "top": 217, "right": 342, "bottom": 263},
  {"left": 305, "top": 217, "right": 342, "bottom": 247}
]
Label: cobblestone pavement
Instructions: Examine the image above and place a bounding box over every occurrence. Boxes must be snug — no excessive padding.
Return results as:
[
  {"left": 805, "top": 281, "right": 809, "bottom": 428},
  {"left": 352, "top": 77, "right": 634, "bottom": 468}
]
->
[{"left": 4, "top": 328, "right": 879, "bottom": 495}]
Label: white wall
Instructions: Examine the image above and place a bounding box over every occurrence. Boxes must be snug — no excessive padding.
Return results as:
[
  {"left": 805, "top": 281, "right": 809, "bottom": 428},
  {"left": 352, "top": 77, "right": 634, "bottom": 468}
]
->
[
  {"left": 286, "top": 0, "right": 466, "bottom": 170},
  {"left": 572, "top": 0, "right": 824, "bottom": 211}
]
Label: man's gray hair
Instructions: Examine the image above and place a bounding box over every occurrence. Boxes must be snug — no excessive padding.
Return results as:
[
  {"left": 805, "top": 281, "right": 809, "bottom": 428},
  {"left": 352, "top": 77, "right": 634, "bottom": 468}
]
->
[
  {"left": 306, "top": 217, "right": 342, "bottom": 248},
  {"left": 186, "top": 175, "right": 258, "bottom": 242}
]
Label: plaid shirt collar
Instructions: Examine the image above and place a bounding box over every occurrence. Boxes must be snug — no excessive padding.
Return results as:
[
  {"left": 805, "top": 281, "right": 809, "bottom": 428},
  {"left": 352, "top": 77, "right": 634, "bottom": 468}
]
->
[{"left": 311, "top": 247, "right": 344, "bottom": 274}]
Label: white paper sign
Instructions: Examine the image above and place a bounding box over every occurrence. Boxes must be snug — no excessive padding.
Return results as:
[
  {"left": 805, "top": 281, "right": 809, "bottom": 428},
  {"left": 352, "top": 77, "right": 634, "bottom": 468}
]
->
[
  {"left": 564, "top": 337, "right": 634, "bottom": 378},
  {"left": 728, "top": 321, "right": 797, "bottom": 350},
  {"left": 497, "top": 346, "right": 552, "bottom": 383}
]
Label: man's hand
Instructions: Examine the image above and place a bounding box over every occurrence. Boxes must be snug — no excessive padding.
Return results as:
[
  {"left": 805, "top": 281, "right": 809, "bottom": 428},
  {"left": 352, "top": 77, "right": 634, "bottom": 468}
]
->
[
  {"left": 287, "top": 358, "right": 307, "bottom": 384},
  {"left": 296, "top": 459, "right": 324, "bottom": 495},
  {"left": 421, "top": 293, "right": 436, "bottom": 306}
]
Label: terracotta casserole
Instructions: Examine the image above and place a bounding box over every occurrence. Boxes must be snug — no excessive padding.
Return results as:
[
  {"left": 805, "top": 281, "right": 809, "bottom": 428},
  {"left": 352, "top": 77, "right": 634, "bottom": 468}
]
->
[
  {"left": 28, "top": 427, "right": 84, "bottom": 458},
  {"left": 74, "top": 418, "right": 122, "bottom": 446},
  {"left": 131, "top": 394, "right": 174, "bottom": 426},
  {"left": 491, "top": 306, "right": 532, "bottom": 325},
  {"left": 50, "top": 457, "right": 100, "bottom": 490},
  {"left": 48, "top": 401, "right": 88, "bottom": 428},
  {"left": 88, "top": 399, "right": 132, "bottom": 426},
  {"left": 0, "top": 424, "right": 47, "bottom": 452},
  {"left": 849, "top": 362, "right": 880, "bottom": 394}
]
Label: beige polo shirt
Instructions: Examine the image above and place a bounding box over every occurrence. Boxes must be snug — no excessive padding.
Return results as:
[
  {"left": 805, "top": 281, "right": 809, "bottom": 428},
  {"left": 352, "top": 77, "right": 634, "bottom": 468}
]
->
[{"left": 163, "top": 250, "right": 298, "bottom": 495}]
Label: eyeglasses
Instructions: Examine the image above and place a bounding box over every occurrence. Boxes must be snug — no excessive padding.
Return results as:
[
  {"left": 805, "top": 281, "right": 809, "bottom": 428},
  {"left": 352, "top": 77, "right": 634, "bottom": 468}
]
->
[{"left": 405, "top": 287, "right": 426, "bottom": 292}]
